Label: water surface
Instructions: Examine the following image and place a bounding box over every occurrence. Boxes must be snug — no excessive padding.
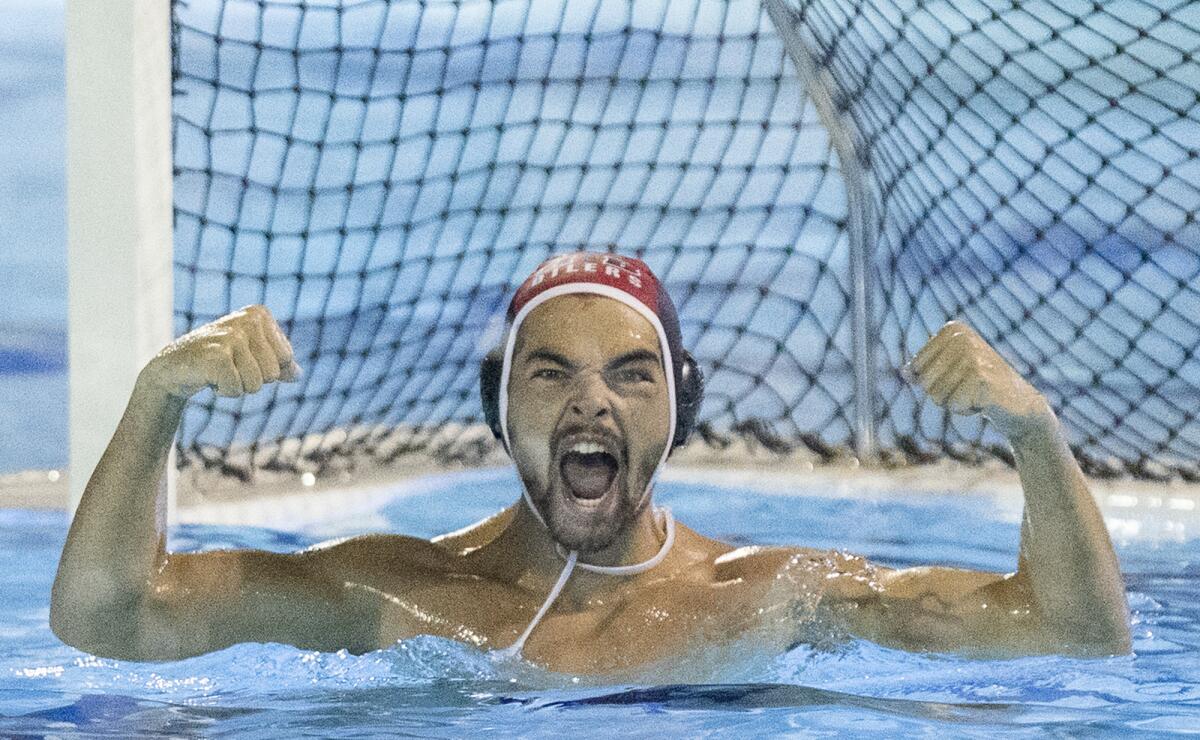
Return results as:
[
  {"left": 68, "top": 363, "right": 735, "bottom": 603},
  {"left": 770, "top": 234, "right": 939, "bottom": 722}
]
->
[{"left": 3, "top": 471, "right": 1197, "bottom": 736}]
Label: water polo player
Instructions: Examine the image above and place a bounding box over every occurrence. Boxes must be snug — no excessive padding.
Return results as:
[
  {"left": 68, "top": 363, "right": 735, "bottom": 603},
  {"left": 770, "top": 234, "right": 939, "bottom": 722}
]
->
[{"left": 50, "top": 251, "right": 1130, "bottom": 672}]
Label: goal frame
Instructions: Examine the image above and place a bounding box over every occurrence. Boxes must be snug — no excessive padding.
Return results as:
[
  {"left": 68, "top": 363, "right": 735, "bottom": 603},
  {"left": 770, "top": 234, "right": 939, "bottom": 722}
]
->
[{"left": 65, "top": 0, "right": 176, "bottom": 519}]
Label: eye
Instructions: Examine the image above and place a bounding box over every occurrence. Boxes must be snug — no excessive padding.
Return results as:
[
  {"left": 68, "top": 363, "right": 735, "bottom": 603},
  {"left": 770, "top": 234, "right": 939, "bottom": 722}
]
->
[
  {"left": 532, "top": 367, "right": 565, "bottom": 381},
  {"left": 613, "top": 367, "right": 655, "bottom": 384}
]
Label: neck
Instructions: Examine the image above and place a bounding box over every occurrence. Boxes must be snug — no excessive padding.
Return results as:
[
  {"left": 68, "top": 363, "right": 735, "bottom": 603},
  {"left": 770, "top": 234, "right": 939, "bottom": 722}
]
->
[{"left": 502, "top": 499, "right": 669, "bottom": 601}]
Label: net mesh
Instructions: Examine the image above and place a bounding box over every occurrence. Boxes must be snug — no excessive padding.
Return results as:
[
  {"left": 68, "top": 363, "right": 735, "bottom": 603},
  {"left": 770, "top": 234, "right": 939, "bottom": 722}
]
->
[
  {"left": 171, "top": 0, "right": 1200, "bottom": 485},
  {"left": 171, "top": 0, "right": 853, "bottom": 483},
  {"left": 774, "top": 0, "right": 1200, "bottom": 479}
]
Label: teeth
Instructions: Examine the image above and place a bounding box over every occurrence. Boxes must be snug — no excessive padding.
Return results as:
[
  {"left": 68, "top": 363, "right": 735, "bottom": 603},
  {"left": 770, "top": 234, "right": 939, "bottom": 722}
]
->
[{"left": 570, "top": 441, "right": 607, "bottom": 455}]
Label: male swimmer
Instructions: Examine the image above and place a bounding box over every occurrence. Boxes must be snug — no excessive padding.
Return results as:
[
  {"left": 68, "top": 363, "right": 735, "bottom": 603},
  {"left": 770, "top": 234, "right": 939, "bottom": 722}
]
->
[{"left": 51, "top": 252, "right": 1130, "bottom": 674}]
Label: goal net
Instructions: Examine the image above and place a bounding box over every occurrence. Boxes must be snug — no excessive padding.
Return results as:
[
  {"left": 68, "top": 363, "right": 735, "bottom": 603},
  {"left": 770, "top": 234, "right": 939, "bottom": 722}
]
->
[
  {"left": 171, "top": 0, "right": 1200, "bottom": 487},
  {"left": 770, "top": 0, "right": 1200, "bottom": 480}
]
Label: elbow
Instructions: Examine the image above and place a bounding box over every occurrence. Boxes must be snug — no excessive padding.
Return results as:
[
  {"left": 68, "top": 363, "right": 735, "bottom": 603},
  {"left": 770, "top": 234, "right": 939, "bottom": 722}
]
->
[
  {"left": 49, "top": 581, "right": 147, "bottom": 661},
  {"left": 49, "top": 596, "right": 105, "bottom": 656},
  {"left": 1108, "top": 628, "right": 1134, "bottom": 656},
  {"left": 1021, "top": 572, "right": 1133, "bottom": 657},
  {"left": 1083, "top": 618, "right": 1133, "bottom": 657},
  {"left": 48, "top": 577, "right": 91, "bottom": 650},
  {"left": 1061, "top": 631, "right": 1131, "bottom": 658},
  {"left": 49, "top": 599, "right": 121, "bottom": 659},
  {"left": 51, "top": 583, "right": 200, "bottom": 663},
  {"left": 48, "top": 600, "right": 75, "bottom": 649},
  {"left": 1047, "top": 607, "right": 1133, "bottom": 658},
  {"left": 50, "top": 605, "right": 155, "bottom": 662}
]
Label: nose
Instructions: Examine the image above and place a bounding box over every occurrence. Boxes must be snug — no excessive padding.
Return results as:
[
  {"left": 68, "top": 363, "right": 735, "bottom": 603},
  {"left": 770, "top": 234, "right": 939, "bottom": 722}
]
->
[{"left": 568, "top": 372, "right": 611, "bottom": 420}]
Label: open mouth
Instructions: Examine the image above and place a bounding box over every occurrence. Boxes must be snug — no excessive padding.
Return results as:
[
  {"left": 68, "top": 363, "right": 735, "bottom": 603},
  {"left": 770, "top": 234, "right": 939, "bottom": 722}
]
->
[{"left": 559, "top": 443, "right": 620, "bottom": 500}]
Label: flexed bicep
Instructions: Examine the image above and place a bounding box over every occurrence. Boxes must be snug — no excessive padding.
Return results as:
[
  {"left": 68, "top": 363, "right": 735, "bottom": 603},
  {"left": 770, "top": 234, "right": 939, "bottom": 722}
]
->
[
  {"left": 134, "top": 548, "right": 380, "bottom": 660},
  {"left": 818, "top": 554, "right": 1051, "bottom": 656}
]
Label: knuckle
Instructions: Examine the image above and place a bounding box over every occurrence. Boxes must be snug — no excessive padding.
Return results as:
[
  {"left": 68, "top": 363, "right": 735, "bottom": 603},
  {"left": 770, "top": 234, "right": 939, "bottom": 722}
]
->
[
  {"left": 205, "top": 329, "right": 233, "bottom": 348},
  {"left": 253, "top": 307, "right": 278, "bottom": 329}
]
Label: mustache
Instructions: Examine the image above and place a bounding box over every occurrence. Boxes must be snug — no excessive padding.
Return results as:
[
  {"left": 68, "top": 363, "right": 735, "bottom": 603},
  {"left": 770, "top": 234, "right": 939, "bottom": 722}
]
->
[{"left": 552, "top": 424, "right": 625, "bottom": 458}]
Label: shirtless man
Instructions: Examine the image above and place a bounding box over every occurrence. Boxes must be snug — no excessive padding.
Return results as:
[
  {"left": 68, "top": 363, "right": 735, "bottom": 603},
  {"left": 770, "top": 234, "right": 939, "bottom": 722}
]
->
[{"left": 50, "top": 252, "right": 1130, "bottom": 674}]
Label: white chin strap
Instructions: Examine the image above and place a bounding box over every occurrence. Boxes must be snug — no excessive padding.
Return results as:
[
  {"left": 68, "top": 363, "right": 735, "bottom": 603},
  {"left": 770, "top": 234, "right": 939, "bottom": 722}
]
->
[{"left": 495, "top": 506, "right": 675, "bottom": 659}]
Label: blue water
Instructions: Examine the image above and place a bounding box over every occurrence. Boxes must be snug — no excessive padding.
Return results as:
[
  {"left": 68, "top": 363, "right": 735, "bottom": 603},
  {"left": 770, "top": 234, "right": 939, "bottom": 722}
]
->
[{"left": 3, "top": 470, "right": 1198, "bottom": 736}]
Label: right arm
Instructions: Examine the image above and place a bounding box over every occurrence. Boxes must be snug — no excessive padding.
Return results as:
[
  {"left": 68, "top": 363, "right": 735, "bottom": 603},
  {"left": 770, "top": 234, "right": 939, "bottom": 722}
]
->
[
  {"left": 49, "top": 306, "right": 376, "bottom": 660},
  {"left": 814, "top": 322, "right": 1129, "bottom": 657}
]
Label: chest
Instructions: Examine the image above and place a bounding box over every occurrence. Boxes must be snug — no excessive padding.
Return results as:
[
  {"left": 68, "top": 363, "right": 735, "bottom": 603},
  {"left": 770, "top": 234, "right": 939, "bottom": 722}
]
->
[{"left": 368, "top": 572, "right": 792, "bottom": 673}]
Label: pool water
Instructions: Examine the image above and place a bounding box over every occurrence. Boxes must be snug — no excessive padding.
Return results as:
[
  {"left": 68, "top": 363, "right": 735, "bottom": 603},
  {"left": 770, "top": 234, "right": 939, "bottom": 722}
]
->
[{"left": 3, "top": 469, "right": 1199, "bottom": 737}]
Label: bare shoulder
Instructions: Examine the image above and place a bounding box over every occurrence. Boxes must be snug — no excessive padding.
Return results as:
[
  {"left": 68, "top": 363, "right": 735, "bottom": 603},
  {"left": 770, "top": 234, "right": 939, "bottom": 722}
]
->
[
  {"left": 430, "top": 506, "right": 516, "bottom": 553},
  {"left": 298, "top": 532, "right": 462, "bottom": 574},
  {"left": 706, "top": 543, "right": 1001, "bottom": 593},
  {"left": 666, "top": 522, "right": 834, "bottom": 583},
  {"left": 709, "top": 541, "right": 864, "bottom": 584}
]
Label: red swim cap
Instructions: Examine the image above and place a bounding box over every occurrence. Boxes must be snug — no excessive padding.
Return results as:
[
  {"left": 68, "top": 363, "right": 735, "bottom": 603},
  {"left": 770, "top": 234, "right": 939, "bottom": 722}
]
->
[
  {"left": 508, "top": 253, "right": 664, "bottom": 322},
  {"left": 505, "top": 252, "right": 686, "bottom": 385}
]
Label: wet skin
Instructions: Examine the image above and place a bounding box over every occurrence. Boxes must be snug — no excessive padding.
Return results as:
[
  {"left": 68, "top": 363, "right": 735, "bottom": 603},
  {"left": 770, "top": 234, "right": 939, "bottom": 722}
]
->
[{"left": 50, "top": 302, "right": 1131, "bottom": 674}]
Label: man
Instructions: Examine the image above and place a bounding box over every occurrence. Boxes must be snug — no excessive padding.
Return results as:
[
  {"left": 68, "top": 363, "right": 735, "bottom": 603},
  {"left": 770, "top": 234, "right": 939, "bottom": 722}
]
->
[{"left": 51, "top": 252, "right": 1130, "bottom": 674}]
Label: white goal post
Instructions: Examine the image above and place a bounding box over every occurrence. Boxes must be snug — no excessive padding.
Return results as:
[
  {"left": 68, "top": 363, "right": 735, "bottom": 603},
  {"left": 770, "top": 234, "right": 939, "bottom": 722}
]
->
[{"left": 65, "top": 0, "right": 176, "bottom": 519}]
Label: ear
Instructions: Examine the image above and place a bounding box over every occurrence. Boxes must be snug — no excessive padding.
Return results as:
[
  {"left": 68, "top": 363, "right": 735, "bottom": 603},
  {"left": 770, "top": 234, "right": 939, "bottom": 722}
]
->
[
  {"left": 479, "top": 348, "right": 506, "bottom": 450},
  {"left": 672, "top": 351, "right": 704, "bottom": 449}
]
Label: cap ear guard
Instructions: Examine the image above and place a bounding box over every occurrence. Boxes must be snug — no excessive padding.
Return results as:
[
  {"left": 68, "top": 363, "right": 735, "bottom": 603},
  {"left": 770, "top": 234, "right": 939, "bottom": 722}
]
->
[
  {"left": 480, "top": 350, "right": 505, "bottom": 448},
  {"left": 479, "top": 348, "right": 704, "bottom": 453},
  {"left": 673, "top": 350, "right": 704, "bottom": 449}
]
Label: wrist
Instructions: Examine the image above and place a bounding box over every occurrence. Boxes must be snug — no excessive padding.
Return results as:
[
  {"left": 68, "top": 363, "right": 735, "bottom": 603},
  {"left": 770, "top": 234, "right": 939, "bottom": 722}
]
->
[
  {"left": 134, "top": 363, "right": 189, "bottom": 406},
  {"left": 995, "top": 403, "right": 1059, "bottom": 447}
]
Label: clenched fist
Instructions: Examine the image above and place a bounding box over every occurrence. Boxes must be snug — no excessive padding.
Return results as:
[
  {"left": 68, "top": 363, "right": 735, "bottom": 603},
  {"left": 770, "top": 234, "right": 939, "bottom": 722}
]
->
[
  {"left": 138, "top": 305, "right": 302, "bottom": 400},
  {"left": 906, "top": 321, "right": 1054, "bottom": 439}
]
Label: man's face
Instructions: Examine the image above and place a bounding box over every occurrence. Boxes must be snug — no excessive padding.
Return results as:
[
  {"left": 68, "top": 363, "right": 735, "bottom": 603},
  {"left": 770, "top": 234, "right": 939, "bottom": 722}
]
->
[{"left": 506, "top": 294, "right": 672, "bottom": 552}]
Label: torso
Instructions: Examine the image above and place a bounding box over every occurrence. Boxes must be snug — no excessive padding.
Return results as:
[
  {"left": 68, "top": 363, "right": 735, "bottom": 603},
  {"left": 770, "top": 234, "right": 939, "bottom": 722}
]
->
[{"left": 314, "top": 517, "right": 843, "bottom": 674}]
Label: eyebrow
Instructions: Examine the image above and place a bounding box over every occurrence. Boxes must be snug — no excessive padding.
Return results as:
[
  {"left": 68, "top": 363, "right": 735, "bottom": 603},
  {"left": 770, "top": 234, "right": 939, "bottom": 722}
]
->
[
  {"left": 606, "top": 349, "right": 661, "bottom": 370},
  {"left": 523, "top": 349, "right": 575, "bottom": 369},
  {"left": 520, "top": 348, "right": 661, "bottom": 371}
]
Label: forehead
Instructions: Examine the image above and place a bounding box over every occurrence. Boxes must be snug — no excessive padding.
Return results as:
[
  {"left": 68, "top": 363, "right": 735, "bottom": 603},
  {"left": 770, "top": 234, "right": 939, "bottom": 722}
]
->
[{"left": 513, "top": 294, "right": 661, "bottom": 360}]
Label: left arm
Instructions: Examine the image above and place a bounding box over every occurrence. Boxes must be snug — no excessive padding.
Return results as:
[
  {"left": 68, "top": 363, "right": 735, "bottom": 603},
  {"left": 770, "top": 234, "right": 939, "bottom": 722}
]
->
[{"left": 821, "top": 321, "right": 1130, "bottom": 657}]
